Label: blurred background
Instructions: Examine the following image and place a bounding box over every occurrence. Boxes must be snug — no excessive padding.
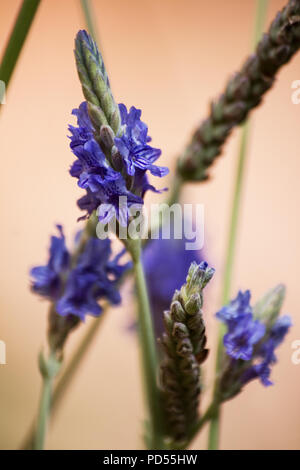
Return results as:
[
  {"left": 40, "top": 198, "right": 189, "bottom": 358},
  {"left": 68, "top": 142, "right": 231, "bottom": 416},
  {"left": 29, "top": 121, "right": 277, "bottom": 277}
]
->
[{"left": 0, "top": 0, "right": 300, "bottom": 450}]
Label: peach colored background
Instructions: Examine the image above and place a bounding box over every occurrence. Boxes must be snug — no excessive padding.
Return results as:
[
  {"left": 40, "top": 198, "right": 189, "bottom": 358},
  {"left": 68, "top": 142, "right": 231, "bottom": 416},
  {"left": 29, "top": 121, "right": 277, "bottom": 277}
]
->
[{"left": 0, "top": 0, "right": 300, "bottom": 449}]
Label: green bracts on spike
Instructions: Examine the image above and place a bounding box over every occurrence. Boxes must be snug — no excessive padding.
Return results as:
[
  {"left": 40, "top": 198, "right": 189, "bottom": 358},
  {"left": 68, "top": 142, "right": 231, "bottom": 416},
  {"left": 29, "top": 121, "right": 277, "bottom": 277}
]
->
[
  {"left": 74, "top": 31, "right": 121, "bottom": 135},
  {"left": 253, "top": 284, "right": 286, "bottom": 326},
  {"left": 159, "top": 262, "right": 214, "bottom": 443}
]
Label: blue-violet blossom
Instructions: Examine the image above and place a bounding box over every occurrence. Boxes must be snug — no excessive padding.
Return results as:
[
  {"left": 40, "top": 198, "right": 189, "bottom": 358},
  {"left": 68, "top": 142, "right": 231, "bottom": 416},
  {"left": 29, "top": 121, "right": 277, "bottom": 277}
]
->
[
  {"left": 30, "top": 225, "right": 129, "bottom": 321},
  {"left": 217, "top": 290, "right": 291, "bottom": 386},
  {"left": 69, "top": 102, "right": 169, "bottom": 226},
  {"left": 115, "top": 104, "right": 169, "bottom": 178}
]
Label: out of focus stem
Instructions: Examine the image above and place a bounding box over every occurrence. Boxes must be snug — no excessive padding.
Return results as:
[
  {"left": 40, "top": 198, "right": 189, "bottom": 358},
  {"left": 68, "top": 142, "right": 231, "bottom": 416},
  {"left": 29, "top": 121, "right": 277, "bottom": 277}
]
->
[
  {"left": 0, "top": 0, "right": 41, "bottom": 99},
  {"left": 208, "top": 0, "right": 269, "bottom": 450},
  {"left": 33, "top": 351, "right": 60, "bottom": 450},
  {"left": 80, "top": 0, "right": 99, "bottom": 44},
  {"left": 128, "top": 238, "right": 164, "bottom": 449},
  {"left": 167, "top": 173, "right": 183, "bottom": 206},
  {"left": 21, "top": 308, "right": 107, "bottom": 450},
  {"left": 33, "top": 375, "right": 53, "bottom": 450}
]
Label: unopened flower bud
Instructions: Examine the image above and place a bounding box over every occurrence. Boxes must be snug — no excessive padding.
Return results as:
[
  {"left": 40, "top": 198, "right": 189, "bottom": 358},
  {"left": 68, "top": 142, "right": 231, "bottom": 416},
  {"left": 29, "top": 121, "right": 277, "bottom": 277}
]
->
[
  {"left": 185, "top": 293, "right": 201, "bottom": 314},
  {"left": 99, "top": 124, "right": 115, "bottom": 149},
  {"left": 171, "top": 300, "right": 186, "bottom": 322}
]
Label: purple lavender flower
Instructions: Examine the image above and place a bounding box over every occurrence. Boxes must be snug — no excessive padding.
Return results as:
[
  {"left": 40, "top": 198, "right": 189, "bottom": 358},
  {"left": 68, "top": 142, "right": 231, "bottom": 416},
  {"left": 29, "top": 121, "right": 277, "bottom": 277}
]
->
[
  {"left": 217, "top": 290, "right": 292, "bottom": 392},
  {"left": 216, "top": 290, "right": 252, "bottom": 325},
  {"left": 69, "top": 106, "right": 142, "bottom": 225},
  {"left": 72, "top": 31, "right": 169, "bottom": 226},
  {"left": 30, "top": 225, "right": 69, "bottom": 299},
  {"left": 56, "top": 269, "right": 101, "bottom": 320},
  {"left": 68, "top": 101, "right": 167, "bottom": 225},
  {"left": 30, "top": 227, "right": 130, "bottom": 321},
  {"left": 268, "top": 315, "right": 292, "bottom": 349},
  {"left": 242, "top": 315, "right": 292, "bottom": 386},
  {"left": 217, "top": 291, "right": 265, "bottom": 361},
  {"left": 69, "top": 101, "right": 94, "bottom": 152},
  {"left": 115, "top": 104, "right": 169, "bottom": 177},
  {"left": 223, "top": 314, "right": 265, "bottom": 361}
]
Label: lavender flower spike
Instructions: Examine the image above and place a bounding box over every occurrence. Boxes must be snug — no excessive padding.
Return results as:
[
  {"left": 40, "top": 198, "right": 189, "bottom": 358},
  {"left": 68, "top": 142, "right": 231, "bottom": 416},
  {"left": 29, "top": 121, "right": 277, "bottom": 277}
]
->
[
  {"left": 216, "top": 286, "right": 292, "bottom": 401},
  {"left": 216, "top": 290, "right": 265, "bottom": 361},
  {"left": 30, "top": 226, "right": 130, "bottom": 351},
  {"left": 71, "top": 30, "right": 169, "bottom": 226},
  {"left": 159, "top": 261, "right": 215, "bottom": 442},
  {"left": 178, "top": 0, "right": 300, "bottom": 181}
]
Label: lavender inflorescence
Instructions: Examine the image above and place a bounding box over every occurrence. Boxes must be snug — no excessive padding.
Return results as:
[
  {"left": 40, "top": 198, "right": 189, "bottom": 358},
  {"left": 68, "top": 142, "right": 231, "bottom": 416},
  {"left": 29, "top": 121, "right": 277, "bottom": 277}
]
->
[
  {"left": 71, "top": 31, "right": 169, "bottom": 226},
  {"left": 178, "top": 0, "right": 300, "bottom": 182},
  {"left": 30, "top": 224, "right": 130, "bottom": 352},
  {"left": 216, "top": 286, "right": 291, "bottom": 402},
  {"left": 159, "top": 262, "right": 214, "bottom": 442}
]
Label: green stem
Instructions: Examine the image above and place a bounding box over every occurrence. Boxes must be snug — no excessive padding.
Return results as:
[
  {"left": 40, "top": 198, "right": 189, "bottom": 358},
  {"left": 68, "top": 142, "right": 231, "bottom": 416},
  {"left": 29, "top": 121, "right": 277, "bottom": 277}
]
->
[
  {"left": 167, "top": 173, "right": 183, "bottom": 206},
  {"left": 80, "top": 0, "right": 99, "bottom": 44},
  {"left": 207, "top": 0, "right": 269, "bottom": 451},
  {"left": 20, "top": 300, "right": 110, "bottom": 449},
  {"left": 33, "top": 375, "right": 53, "bottom": 450},
  {"left": 130, "top": 240, "right": 164, "bottom": 449},
  {"left": 51, "top": 315, "right": 104, "bottom": 416},
  {"left": 221, "top": 125, "right": 251, "bottom": 305},
  {"left": 33, "top": 351, "right": 59, "bottom": 450},
  {"left": 207, "top": 405, "right": 220, "bottom": 450},
  {"left": 0, "top": 0, "right": 41, "bottom": 96}
]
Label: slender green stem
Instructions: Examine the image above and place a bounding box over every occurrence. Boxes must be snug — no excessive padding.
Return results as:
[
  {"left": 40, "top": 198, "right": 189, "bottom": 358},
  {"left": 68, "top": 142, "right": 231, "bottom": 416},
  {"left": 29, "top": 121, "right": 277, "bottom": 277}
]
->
[
  {"left": 207, "top": 406, "right": 220, "bottom": 450},
  {"left": 130, "top": 240, "right": 164, "bottom": 449},
  {"left": 167, "top": 173, "right": 183, "bottom": 206},
  {"left": 221, "top": 125, "right": 251, "bottom": 305},
  {"left": 80, "top": 0, "right": 99, "bottom": 44},
  {"left": 20, "top": 300, "right": 112, "bottom": 449},
  {"left": 0, "top": 0, "right": 41, "bottom": 99},
  {"left": 51, "top": 315, "right": 105, "bottom": 416},
  {"left": 33, "top": 375, "right": 53, "bottom": 450},
  {"left": 208, "top": 0, "right": 269, "bottom": 450},
  {"left": 33, "top": 351, "right": 59, "bottom": 450}
]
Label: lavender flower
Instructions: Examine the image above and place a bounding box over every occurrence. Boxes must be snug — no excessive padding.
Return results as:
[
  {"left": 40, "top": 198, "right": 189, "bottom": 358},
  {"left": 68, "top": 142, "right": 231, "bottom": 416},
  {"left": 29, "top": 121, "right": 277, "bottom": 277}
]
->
[
  {"left": 242, "top": 315, "right": 292, "bottom": 386},
  {"left": 30, "top": 225, "right": 69, "bottom": 300},
  {"left": 69, "top": 101, "right": 168, "bottom": 225},
  {"left": 69, "top": 104, "right": 143, "bottom": 225},
  {"left": 216, "top": 290, "right": 252, "bottom": 325},
  {"left": 72, "top": 31, "right": 169, "bottom": 226},
  {"left": 115, "top": 104, "right": 168, "bottom": 178},
  {"left": 216, "top": 287, "right": 292, "bottom": 400},
  {"left": 30, "top": 226, "right": 129, "bottom": 322},
  {"left": 217, "top": 291, "right": 265, "bottom": 361}
]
